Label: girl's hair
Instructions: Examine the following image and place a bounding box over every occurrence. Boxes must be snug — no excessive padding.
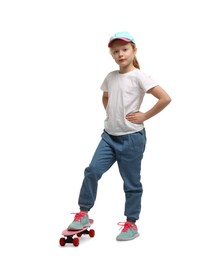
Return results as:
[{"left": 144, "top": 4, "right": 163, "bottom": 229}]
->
[
  {"left": 133, "top": 56, "right": 140, "bottom": 69},
  {"left": 131, "top": 43, "right": 140, "bottom": 69}
]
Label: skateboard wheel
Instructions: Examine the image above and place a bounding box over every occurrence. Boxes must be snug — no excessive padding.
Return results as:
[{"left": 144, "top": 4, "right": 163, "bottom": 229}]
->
[
  {"left": 77, "top": 232, "right": 82, "bottom": 237},
  {"left": 59, "top": 237, "right": 66, "bottom": 246},
  {"left": 89, "top": 229, "right": 95, "bottom": 237},
  {"left": 73, "top": 237, "right": 79, "bottom": 247}
]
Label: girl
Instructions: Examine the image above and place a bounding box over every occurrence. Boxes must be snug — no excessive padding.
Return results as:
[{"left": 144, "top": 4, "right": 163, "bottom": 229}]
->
[{"left": 67, "top": 32, "right": 171, "bottom": 241}]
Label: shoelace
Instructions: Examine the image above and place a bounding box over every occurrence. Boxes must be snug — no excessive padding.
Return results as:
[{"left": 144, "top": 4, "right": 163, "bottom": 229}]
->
[
  {"left": 117, "top": 222, "right": 136, "bottom": 232},
  {"left": 71, "top": 212, "right": 86, "bottom": 222}
]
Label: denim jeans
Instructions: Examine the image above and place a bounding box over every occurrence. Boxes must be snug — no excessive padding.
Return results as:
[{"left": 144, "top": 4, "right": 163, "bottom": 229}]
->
[{"left": 78, "top": 128, "right": 146, "bottom": 221}]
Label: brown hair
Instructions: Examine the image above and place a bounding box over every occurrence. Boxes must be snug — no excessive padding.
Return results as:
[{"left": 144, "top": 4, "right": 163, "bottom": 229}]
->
[{"left": 131, "top": 43, "right": 140, "bottom": 69}]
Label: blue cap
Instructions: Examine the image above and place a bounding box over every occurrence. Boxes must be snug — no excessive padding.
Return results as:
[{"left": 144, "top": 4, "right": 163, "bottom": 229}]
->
[{"left": 108, "top": 32, "right": 135, "bottom": 47}]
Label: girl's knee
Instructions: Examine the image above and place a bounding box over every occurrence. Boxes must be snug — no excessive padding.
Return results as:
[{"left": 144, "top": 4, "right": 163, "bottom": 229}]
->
[{"left": 84, "top": 166, "right": 102, "bottom": 180}]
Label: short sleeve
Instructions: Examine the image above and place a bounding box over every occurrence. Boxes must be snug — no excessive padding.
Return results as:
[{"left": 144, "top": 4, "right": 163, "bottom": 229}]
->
[
  {"left": 100, "top": 76, "right": 108, "bottom": 92},
  {"left": 138, "top": 71, "right": 158, "bottom": 92}
]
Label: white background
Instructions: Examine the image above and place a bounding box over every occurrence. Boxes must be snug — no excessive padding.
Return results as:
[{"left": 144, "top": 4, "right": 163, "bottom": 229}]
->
[{"left": 0, "top": 0, "right": 206, "bottom": 259}]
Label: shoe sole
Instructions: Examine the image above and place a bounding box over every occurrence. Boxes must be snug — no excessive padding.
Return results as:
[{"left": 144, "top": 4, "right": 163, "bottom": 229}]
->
[{"left": 116, "top": 232, "right": 140, "bottom": 241}]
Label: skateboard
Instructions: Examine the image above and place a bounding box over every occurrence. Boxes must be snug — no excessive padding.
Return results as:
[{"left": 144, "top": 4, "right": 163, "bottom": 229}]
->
[{"left": 59, "top": 219, "right": 95, "bottom": 247}]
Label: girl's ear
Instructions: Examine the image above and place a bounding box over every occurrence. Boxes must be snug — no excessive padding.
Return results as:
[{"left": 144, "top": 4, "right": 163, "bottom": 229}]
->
[
  {"left": 110, "top": 52, "right": 115, "bottom": 59},
  {"left": 109, "top": 49, "right": 114, "bottom": 58}
]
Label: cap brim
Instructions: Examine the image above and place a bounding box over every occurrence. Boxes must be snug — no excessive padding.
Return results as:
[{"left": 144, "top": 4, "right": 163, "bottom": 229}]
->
[{"left": 108, "top": 37, "right": 131, "bottom": 47}]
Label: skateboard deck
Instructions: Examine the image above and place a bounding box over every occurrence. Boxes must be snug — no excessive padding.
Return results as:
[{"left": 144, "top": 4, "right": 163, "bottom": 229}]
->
[{"left": 59, "top": 219, "right": 95, "bottom": 247}]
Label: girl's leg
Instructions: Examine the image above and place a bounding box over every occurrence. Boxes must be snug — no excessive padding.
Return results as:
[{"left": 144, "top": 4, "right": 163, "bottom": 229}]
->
[
  {"left": 78, "top": 131, "right": 116, "bottom": 211},
  {"left": 117, "top": 129, "right": 147, "bottom": 221}
]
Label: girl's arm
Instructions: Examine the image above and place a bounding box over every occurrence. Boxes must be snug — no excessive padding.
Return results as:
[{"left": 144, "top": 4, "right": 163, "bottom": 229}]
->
[
  {"left": 126, "top": 85, "right": 171, "bottom": 123},
  {"left": 102, "top": 91, "right": 109, "bottom": 109}
]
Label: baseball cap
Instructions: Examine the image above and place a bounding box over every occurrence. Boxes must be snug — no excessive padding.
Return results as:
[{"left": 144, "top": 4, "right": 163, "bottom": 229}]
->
[{"left": 108, "top": 32, "right": 135, "bottom": 47}]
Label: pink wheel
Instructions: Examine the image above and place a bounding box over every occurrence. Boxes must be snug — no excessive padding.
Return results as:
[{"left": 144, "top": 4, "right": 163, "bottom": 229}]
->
[
  {"left": 73, "top": 237, "right": 79, "bottom": 247},
  {"left": 89, "top": 229, "right": 95, "bottom": 237},
  {"left": 59, "top": 237, "right": 66, "bottom": 246}
]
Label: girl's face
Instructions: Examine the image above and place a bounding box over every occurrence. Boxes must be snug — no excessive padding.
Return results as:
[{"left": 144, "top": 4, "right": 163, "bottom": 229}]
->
[{"left": 110, "top": 40, "right": 137, "bottom": 72}]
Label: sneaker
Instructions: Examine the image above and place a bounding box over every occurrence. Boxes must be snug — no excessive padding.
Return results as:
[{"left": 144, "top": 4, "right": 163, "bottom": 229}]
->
[
  {"left": 116, "top": 222, "right": 139, "bottom": 241},
  {"left": 67, "top": 211, "right": 90, "bottom": 230}
]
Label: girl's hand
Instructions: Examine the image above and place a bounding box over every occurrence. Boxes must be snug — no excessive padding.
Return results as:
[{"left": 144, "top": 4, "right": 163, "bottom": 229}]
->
[{"left": 126, "top": 112, "right": 146, "bottom": 124}]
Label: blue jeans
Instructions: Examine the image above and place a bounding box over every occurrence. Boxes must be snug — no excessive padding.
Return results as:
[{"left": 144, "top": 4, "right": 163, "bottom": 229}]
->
[{"left": 78, "top": 129, "right": 146, "bottom": 221}]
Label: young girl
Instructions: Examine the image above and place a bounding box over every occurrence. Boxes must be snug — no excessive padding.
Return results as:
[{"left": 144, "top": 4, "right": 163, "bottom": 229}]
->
[{"left": 67, "top": 32, "right": 171, "bottom": 241}]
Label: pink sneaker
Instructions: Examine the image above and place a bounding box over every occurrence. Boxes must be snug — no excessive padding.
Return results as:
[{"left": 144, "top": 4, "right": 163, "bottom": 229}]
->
[
  {"left": 116, "top": 222, "right": 139, "bottom": 241},
  {"left": 67, "top": 212, "right": 90, "bottom": 230}
]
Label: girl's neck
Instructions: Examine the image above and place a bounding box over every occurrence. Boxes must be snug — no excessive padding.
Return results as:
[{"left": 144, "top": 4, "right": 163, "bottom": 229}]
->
[{"left": 119, "top": 64, "right": 136, "bottom": 74}]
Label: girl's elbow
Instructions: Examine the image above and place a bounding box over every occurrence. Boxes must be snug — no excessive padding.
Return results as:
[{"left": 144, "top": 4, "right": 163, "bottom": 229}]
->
[
  {"left": 164, "top": 94, "right": 172, "bottom": 105},
  {"left": 167, "top": 96, "right": 172, "bottom": 104},
  {"left": 162, "top": 96, "right": 171, "bottom": 107},
  {"left": 166, "top": 96, "right": 172, "bottom": 104}
]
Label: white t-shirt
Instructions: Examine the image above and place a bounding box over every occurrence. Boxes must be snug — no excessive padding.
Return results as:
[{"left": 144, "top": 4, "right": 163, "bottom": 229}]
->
[{"left": 100, "top": 68, "right": 158, "bottom": 136}]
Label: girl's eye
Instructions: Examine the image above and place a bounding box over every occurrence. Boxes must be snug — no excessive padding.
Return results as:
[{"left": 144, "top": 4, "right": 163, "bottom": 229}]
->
[{"left": 123, "top": 48, "right": 128, "bottom": 52}]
